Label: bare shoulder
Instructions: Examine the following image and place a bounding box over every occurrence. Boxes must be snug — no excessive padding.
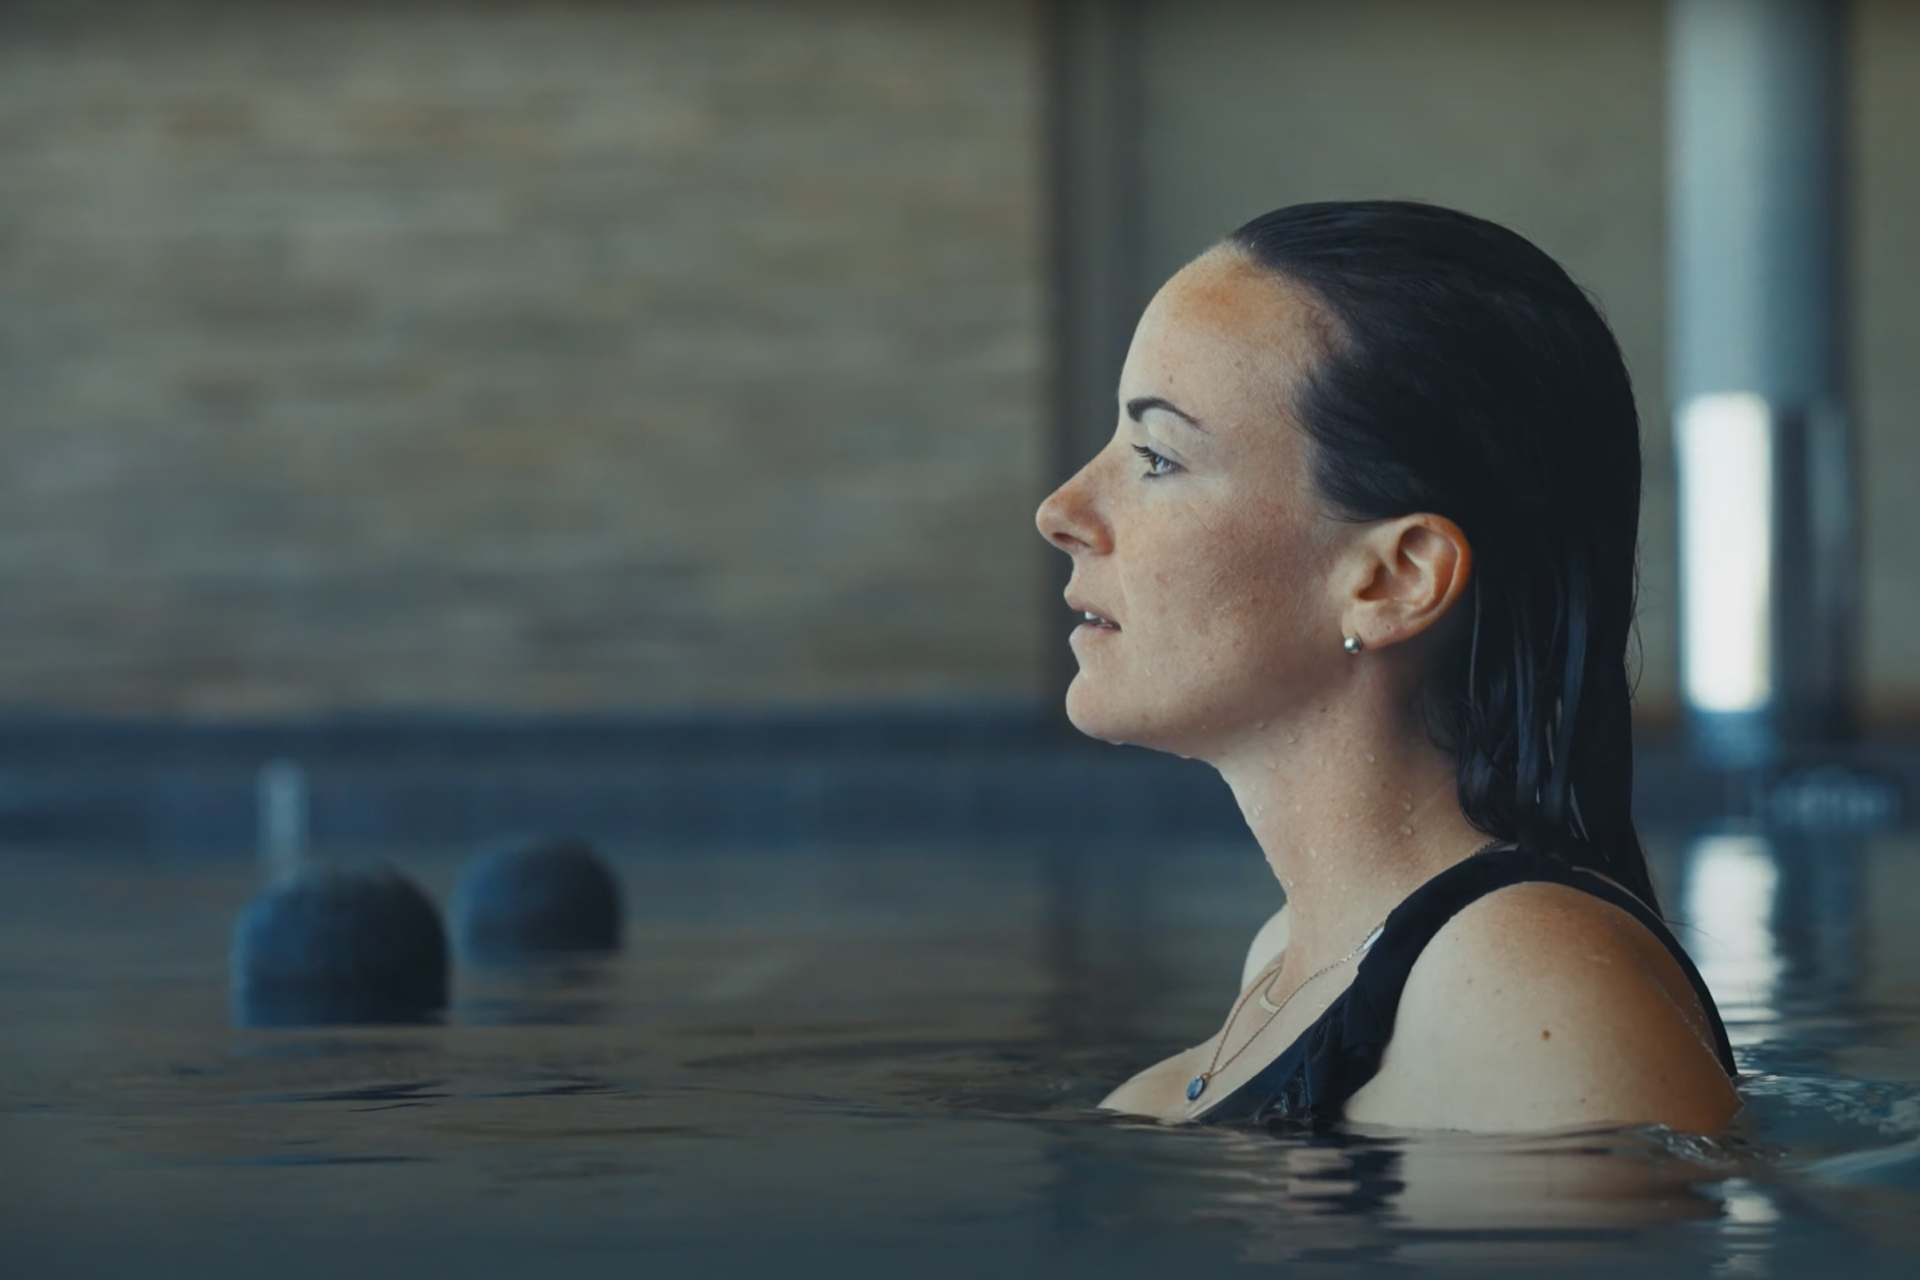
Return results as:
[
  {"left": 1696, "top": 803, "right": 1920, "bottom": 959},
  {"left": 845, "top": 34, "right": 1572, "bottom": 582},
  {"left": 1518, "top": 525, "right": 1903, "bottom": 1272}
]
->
[{"left": 1347, "top": 880, "right": 1739, "bottom": 1134}]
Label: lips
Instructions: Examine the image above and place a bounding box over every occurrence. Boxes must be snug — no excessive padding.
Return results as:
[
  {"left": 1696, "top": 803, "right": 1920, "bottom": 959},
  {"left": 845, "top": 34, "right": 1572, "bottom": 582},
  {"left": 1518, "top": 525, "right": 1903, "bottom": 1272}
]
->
[{"left": 1067, "top": 597, "right": 1120, "bottom": 631}]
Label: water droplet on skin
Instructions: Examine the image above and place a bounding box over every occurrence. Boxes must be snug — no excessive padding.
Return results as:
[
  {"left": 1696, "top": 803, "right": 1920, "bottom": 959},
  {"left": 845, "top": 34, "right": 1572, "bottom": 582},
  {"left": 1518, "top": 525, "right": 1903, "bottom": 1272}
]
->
[
  {"left": 1363, "top": 752, "right": 1375, "bottom": 764},
  {"left": 1398, "top": 824, "right": 1413, "bottom": 836},
  {"left": 1402, "top": 801, "right": 1414, "bottom": 812}
]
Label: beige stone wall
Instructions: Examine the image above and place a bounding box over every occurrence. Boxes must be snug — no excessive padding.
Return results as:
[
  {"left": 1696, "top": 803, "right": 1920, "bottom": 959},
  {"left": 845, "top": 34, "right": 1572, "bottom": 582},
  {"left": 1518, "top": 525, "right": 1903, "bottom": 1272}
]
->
[
  {"left": 0, "top": 0, "right": 1048, "bottom": 716},
  {"left": 6, "top": 0, "right": 1917, "bottom": 727}
]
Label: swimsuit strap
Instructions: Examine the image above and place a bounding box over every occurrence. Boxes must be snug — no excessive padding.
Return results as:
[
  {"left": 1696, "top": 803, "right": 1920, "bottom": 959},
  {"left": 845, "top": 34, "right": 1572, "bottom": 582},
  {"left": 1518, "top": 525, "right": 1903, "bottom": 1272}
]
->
[{"left": 1197, "top": 845, "right": 1737, "bottom": 1127}]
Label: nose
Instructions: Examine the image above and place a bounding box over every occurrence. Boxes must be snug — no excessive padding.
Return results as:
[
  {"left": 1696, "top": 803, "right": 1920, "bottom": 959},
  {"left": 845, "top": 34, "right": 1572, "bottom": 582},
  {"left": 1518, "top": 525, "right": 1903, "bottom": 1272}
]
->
[{"left": 1035, "top": 459, "right": 1110, "bottom": 556}]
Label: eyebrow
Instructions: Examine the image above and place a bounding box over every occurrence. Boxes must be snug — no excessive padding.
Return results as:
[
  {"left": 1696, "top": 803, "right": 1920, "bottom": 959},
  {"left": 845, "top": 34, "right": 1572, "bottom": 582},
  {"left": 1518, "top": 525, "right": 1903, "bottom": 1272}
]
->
[{"left": 1125, "top": 396, "right": 1209, "bottom": 433}]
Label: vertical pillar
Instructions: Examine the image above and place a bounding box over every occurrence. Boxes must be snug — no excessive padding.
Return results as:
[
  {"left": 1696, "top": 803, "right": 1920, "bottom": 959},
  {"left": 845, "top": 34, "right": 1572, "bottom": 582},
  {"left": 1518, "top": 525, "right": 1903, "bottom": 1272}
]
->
[{"left": 1670, "top": 0, "right": 1853, "bottom": 766}]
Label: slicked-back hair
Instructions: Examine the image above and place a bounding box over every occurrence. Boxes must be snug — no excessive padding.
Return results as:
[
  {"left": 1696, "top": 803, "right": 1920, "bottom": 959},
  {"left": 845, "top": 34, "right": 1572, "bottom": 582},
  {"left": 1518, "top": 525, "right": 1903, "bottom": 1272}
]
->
[{"left": 1229, "top": 200, "right": 1658, "bottom": 910}]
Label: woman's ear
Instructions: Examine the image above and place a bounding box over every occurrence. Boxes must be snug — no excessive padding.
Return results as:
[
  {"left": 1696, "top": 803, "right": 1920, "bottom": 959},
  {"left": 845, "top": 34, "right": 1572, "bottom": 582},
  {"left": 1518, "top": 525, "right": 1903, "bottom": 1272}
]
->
[{"left": 1339, "top": 514, "right": 1472, "bottom": 651}]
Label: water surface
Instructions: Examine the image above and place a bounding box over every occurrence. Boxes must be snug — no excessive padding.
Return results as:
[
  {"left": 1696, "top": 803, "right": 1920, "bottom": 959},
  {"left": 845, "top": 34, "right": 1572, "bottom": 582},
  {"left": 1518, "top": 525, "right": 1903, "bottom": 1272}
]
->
[{"left": 3, "top": 835, "right": 1918, "bottom": 1277}]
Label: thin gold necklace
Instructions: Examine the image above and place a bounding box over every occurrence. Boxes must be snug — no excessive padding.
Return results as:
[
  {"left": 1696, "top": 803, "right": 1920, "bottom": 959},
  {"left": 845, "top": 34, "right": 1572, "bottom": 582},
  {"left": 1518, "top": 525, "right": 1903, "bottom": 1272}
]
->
[
  {"left": 1184, "top": 918, "right": 1383, "bottom": 1105},
  {"left": 1185, "top": 836, "right": 1506, "bottom": 1107}
]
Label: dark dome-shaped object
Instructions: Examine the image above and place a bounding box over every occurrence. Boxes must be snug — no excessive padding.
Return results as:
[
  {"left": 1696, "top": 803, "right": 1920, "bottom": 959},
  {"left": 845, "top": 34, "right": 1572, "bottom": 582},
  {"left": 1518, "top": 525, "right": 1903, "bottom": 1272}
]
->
[
  {"left": 451, "top": 835, "right": 623, "bottom": 961},
  {"left": 230, "top": 864, "right": 449, "bottom": 1027}
]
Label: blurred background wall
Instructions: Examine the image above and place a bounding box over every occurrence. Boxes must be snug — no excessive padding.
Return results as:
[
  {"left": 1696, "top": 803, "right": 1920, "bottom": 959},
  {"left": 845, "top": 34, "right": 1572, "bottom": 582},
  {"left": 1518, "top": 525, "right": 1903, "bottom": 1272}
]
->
[
  {"left": 1, "top": 0, "right": 1047, "bottom": 717},
  {"left": 2, "top": 0, "right": 1916, "bottom": 731}
]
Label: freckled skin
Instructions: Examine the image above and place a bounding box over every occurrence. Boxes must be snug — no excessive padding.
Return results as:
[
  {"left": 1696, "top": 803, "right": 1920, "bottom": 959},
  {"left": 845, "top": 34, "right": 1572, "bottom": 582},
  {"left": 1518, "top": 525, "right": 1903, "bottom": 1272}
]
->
[
  {"left": 1035, "top": 249, "right": 1739, "bottom": 1136},
  {"left": 1038, "top": 253, "right": 1345, "bottom": 759}
]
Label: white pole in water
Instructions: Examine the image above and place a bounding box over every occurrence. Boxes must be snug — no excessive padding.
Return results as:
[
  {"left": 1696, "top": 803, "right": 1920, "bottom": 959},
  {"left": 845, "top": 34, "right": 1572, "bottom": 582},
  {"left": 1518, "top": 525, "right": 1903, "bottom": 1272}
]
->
[
  {"left": 1670, "top": 0, "right": 1853, "bottom": 767},
  {"left": 257, "top": 759, "right": 309, "bottom": 877}
]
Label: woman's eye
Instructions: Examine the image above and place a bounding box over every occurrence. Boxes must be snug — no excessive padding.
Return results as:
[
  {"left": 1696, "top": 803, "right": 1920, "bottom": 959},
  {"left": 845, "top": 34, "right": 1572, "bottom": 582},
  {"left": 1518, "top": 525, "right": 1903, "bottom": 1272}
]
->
[{"left": 1131, "top": 444, "right": 1179, "bottom": 478}]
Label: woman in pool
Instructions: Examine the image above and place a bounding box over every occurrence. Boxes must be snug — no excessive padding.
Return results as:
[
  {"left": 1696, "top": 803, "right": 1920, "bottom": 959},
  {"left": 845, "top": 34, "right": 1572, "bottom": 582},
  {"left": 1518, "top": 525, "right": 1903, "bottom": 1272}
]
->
[{"left": 1036, "top": 201, "right": 1739, "bottom": 1134}]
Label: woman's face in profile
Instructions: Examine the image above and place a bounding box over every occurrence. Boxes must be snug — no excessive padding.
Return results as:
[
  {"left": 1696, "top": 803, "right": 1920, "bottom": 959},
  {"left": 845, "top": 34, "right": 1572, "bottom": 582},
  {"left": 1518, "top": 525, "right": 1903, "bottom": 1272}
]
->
[{"left": 1036, "top": 249, "right": 1353, "bottom": 760}]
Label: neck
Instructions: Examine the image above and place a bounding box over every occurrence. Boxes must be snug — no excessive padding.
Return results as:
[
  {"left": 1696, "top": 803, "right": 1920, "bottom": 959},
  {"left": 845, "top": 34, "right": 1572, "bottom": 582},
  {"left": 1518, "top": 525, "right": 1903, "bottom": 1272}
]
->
[{"left": 1212, "top": 703, "right": 1488, "bottom": 970}]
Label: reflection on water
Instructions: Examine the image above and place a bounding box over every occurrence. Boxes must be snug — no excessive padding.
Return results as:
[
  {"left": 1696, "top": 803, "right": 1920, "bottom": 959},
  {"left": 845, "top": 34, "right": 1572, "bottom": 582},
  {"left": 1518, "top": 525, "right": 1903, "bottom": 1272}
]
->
[
  {"left": 1682, "top": 833, "right": 1787, "bottom": 1041},
  {"left": 1665, "top": 824, "right": 1920, "bottom": 1270},
  {"left": 1, "top": 838, "right": 1918, "bottom": 1277},
  {"left": 1671, "top": 826, "right": 1872, "bottom": 1064},
  {"left": 458, "top": 958, "right": 621, "bottom": 1027}
]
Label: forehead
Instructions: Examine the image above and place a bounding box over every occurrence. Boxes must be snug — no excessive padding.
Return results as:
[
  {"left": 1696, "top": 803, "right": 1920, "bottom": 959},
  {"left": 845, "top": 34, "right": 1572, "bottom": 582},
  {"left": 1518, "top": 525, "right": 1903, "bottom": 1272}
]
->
[{"left": 1121, "top": 248, "right": 1325, "bottom": 430}]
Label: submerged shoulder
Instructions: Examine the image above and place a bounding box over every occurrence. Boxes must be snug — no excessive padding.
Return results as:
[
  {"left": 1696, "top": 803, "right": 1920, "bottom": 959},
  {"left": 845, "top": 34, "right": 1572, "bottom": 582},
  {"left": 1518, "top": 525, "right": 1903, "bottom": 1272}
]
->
[{"left": 1347, "top": 879, "right": 1738, "bottom": 1134}]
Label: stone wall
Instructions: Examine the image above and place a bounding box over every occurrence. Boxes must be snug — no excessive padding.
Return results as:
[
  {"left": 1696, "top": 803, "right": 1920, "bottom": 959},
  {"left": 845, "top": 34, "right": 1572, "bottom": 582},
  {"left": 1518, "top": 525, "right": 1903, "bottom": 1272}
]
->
[
  {"left": 0, "top": 0, "right": 1048, "bottom": 716},
  {"left": 6, "top": 0, "right": 1919, "bottom": 729}
]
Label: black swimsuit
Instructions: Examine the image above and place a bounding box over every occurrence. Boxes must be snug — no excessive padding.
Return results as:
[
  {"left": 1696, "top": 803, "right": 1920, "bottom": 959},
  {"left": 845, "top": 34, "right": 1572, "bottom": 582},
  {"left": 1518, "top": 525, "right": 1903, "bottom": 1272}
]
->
[{"left": 1195, "top": 845, "right": 1739, "bottom": 1127}]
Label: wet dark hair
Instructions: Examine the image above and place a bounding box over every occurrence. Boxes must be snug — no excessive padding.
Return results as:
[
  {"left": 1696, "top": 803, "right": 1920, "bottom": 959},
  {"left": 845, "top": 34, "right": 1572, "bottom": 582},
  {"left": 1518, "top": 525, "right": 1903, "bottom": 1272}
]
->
[{"left": 1228, "top": 200, "right": 1658, "bottom": 910}]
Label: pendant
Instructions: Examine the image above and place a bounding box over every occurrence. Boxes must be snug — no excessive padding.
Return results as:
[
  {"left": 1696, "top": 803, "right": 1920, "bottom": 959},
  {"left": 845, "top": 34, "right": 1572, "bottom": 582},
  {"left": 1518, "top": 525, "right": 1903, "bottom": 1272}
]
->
[{"left": 1187, "top": 1074, "right": 1207, "bottom": 1101}]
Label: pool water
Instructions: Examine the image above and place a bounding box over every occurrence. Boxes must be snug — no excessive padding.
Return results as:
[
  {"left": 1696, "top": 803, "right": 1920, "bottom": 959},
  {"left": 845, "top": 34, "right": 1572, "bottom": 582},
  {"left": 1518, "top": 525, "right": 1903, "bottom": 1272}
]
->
[{"left": 3, "top": 834, "right": 1918, "bottom": 1277}]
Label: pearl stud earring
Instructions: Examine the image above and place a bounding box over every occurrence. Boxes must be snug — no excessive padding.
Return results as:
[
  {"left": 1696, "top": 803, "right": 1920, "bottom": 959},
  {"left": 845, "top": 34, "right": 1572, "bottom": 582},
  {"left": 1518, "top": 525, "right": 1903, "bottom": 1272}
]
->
[{"left": 1343, "top": 635, "right": 1364, "bottom": 655}]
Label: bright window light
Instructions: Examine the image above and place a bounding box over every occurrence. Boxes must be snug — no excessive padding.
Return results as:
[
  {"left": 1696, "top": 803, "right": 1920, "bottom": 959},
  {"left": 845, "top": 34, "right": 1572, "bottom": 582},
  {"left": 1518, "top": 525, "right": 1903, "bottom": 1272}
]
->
[{"left": 1678, "top": 392, "right": 1775, "bottom": 714}]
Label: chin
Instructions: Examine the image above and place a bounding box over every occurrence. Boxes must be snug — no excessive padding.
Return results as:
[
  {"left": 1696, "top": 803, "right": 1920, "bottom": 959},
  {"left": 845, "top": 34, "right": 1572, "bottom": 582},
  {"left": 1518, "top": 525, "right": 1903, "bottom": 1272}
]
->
[
  {"left": 1063, "top": 678, "right": 1198, "bottom": 757},
  {"left": 1063, "top": 676, "right": 1127, "bottom": 744},
  {"left": 1068, "top": 670, "right": 1285, "bottom": 762}
]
